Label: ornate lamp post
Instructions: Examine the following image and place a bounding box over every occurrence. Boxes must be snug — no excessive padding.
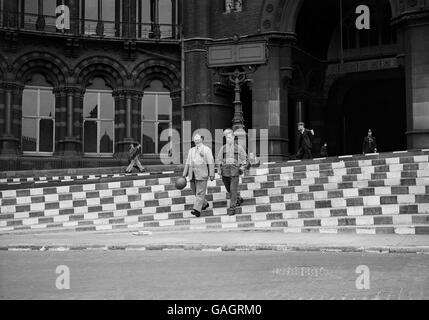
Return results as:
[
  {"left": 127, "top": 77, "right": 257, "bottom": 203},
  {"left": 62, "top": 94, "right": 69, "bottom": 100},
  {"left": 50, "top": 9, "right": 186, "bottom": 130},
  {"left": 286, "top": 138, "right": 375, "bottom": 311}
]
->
[
  {"left": 207, "top": 36, "right": 266, "bottom": 132},
  {"left": 218, "top": 67, "right": 255, "bottom": 132}
]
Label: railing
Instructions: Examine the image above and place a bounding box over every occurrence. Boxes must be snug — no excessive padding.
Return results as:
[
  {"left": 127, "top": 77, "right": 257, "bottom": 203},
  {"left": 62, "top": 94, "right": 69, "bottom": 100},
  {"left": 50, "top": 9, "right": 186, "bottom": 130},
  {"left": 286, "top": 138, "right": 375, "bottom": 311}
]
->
[{"left": 0, "top": 11, "right": 181, "bottom": 40}]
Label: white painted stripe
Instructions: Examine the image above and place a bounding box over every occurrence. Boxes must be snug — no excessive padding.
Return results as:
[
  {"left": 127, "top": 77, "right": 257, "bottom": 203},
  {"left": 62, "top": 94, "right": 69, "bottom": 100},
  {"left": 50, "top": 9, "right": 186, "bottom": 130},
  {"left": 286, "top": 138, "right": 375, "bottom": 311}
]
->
[
  {"left": 395, "top": 227, "right": 415, "bottom": 235},
  {"left": 356, "top": 228, "right": 376, "bottom": 235},
  {"left": 319, "top": 228, "right": 338, "bottom": 234}
]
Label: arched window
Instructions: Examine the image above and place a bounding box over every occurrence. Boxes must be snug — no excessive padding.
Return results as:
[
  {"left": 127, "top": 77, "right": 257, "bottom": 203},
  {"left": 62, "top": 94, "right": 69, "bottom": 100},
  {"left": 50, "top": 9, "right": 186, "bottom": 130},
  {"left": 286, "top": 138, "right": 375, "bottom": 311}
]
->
[
  {"left": 141, "top": 80, "right": 172, "bottom": 154},
  {"left": 83, "top": 78, "right": 114, "bottom": 155},
  {"left": 21, "top": 74, "right": 55, "bottom": 154}
]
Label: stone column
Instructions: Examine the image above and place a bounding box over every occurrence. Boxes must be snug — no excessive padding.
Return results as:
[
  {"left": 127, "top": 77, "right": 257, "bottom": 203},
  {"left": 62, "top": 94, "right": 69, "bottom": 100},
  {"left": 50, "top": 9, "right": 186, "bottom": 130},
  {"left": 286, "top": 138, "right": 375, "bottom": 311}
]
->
[
  {"left": 393, "top": 4, "right": 429, "bottom": 149},
  {"left": 171, "top": 0, "right": 177, "bottom": 38},
  {"left": 36, "top": 0, "right": 45, "bottom": 30},
  {"left": 0, "top": 82, "right": 23, "bottom": 156},
  {"left": 96, "top": 0, "right": 104, "bottom": 35},
  {"left": 131, "top": 91, "right": 143, "bottom": 144},
  {"left": 69, "top": 0, "right": 80, "bottom": 35},
  {"left": 54, "top": 87, "right": 83, "bottom": 156},
  {"left": 252, "top": 38, "right": 292, "bottom": 161},
  {"left": 170, "top": 89, "right": 182, "bottom": 163},
  {"left": 113, "top": 89, "right": 141, "bottom": 158}
]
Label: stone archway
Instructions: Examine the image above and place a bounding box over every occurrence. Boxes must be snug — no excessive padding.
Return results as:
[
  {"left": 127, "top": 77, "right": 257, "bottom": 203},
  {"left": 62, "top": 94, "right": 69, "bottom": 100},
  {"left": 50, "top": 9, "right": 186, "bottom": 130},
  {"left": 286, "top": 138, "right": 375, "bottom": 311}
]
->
[
  {"left": 74, "top": 56, "right": 128, "bottom": 90},
  {"left": 273, "top": 0, "right": 398, "bottom": 34},
  {"left": 12, "top": 51, "right": 69, "bottom": 87}
]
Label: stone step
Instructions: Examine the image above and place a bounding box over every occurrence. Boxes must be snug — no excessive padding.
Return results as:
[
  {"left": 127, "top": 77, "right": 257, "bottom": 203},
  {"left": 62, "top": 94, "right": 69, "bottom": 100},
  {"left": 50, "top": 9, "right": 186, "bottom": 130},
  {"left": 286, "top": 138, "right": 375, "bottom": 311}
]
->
[
  {"left": 251, "top": 158, "right": 429, "bottom": 176},
  {"left": 2, "top": 200, "right": 428, "bottom": 233},
  {"left": 0, "top": 176, "right": 427, "bottom": 218},
  {"left": 1, "top": 166, "right": 428, "bottom": 203},
  {"left": 0, "top": 150, "right": 427, "bottom": 236},
  {"left": 2, "top": 209, "right": 429, "bottom": 235},
  {"left": 1, "top": 153, "right": 428, "bottom": 192}
]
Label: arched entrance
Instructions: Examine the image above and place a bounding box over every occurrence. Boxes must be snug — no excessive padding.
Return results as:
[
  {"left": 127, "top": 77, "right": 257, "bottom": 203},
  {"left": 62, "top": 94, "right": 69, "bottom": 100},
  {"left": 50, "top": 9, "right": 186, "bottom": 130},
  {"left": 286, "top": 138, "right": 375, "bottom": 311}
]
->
[
  {"left": 286, "top": 0, "right": 406, "bottom": 156},
  {"left": 327, "top": 70, "right": 406, "bottom": 156}
]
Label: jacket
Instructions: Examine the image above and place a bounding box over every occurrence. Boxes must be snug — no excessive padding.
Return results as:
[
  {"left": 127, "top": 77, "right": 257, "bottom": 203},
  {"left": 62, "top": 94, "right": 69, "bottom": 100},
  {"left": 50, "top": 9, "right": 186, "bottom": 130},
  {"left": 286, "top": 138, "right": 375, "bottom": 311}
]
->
[
  {"left": 298, "top": 129, "right": 313, "bottom": 149},
  {"left": 215, "top": 143, "right": 247, "bottom": 177},
  {"left": 363, "top": 136, "right": 377, "bottom": 153},
  {"left": 183, "top": 144, "right": 215, "bottom": 181}
]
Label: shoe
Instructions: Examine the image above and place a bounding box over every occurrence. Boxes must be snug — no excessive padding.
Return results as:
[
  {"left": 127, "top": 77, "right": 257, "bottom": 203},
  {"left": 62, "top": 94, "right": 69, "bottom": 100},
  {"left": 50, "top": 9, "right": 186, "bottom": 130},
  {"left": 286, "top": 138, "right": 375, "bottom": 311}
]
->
[
  {"left": 202, "top": 203, "right": 209, "bottom": 211},
  {"left": 191, "top": 209, "right": 201, "bottom": 217},
  {"left": 139, "top": 168, "right": 146, "bottom": 173},
  {"left": 236, "top": 197, "right": 244, "bottom": 207},
  {"left": 227, "top": 208, "right": 237, "bottom": 216}
]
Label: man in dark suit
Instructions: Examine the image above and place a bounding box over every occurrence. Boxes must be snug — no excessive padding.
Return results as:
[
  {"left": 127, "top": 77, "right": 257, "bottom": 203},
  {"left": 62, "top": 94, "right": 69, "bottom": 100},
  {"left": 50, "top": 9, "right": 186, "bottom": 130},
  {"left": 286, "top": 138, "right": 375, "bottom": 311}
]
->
[
  {"left": 296, "top": 122, "right": 314, "bottom": 160},
  {"left": 362, "top": 129, "right": 378, "bottom": 154}
]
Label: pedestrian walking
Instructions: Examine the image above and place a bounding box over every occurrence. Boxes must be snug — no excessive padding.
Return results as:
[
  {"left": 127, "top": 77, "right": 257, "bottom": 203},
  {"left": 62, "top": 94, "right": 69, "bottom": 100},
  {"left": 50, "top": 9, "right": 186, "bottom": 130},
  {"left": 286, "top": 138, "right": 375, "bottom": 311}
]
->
[
  {"left": 362, "top": 129, "right": 378, "bottom": 154},
  {"left": 125, "top": 143, "right": 145, "bottom": 173},
  {"left": 182, "top": 134, "right": 215, "bottom": 217},
  {"left": 216, "top": 129, "right": 247, "bottom": 216},
  {"left": 296, "top": 122, "right": 315, "bottom": 160}
]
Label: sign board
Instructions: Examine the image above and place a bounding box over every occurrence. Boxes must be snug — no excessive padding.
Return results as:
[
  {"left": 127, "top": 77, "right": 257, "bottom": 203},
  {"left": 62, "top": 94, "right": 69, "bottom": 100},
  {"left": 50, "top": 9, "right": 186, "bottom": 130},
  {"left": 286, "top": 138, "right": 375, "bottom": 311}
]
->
[{"left": 207, "top": 41, "right": 267, "bottom": 67}]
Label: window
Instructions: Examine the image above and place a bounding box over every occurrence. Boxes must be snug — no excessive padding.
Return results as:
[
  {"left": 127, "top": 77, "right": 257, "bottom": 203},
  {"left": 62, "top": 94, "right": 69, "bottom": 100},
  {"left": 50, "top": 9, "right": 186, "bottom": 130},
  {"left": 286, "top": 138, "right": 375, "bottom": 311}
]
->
[
  {"left": 137, "top": 0, "right": 151, "bottom": 38},
  {"left": 158, "top": 0, "right": 172, "bottom": 38},
  {"left": 22, "top": 0, "right": 38, "bottom": 27},
  {"left": 83, "top": 78, "right": 114, "bottom": 155},
  {"left": 21, "top": 0, "right": 57, "bottom": 30},
  {"left": 81, "top": 0, "right": 119, "bottom": 36},
  {"left": 225, "top": 0, "right": 242, "bottom": 13},
  {"left": 141, "top": 80, "right": 172, "bottom": 154},
  {"left": 137, "top": 0, "right": 176, "bottom": 39},
  {"left": 21, "top": 75, "right": 55, "bottom": 154},
  {"left": 341, "top": 3, "right": 395, "bottom": 50}
]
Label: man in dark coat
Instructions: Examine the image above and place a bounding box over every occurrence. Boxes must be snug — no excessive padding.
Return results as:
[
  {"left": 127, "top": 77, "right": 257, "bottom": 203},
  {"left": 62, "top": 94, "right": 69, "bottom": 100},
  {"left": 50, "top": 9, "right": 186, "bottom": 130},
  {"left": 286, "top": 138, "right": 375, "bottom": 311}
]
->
[
  {"left": 362, "top": 129, "right": 378, "bottom": 154},
  {"left": 296, "top": 122, "right": 314, "bottom": 160}
]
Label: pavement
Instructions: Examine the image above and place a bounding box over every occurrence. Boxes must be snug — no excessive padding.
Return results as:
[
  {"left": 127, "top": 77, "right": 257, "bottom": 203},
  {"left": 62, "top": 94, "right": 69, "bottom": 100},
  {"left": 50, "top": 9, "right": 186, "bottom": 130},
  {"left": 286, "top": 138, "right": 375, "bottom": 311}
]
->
[
  {"left": 1, "top": 230, "right": 429, "bottom": 254},
  {"left": 2, "top": 250, "right": 429, "bottom": 299}
]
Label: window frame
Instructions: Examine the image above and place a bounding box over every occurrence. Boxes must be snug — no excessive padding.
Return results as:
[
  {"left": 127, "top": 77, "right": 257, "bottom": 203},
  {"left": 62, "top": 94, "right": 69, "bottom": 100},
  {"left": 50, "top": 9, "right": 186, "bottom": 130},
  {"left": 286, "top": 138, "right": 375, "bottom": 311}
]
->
[
  {"left": 83, "top": 89, "right": 115, "bottom": 157},
  {"left": 141, "top": 90, "right": 172, "bottom": 155},
  {"left": 21, "top": 86, "right": 56, "bottom": 156}
]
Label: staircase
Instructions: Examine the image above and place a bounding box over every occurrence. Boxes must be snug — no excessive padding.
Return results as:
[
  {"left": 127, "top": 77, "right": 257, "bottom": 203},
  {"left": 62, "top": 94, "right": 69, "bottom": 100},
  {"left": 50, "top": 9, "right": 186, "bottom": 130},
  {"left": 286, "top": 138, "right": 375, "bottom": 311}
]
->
[{"left": 1, "top": 150, "right": 429, "bottom": 235}]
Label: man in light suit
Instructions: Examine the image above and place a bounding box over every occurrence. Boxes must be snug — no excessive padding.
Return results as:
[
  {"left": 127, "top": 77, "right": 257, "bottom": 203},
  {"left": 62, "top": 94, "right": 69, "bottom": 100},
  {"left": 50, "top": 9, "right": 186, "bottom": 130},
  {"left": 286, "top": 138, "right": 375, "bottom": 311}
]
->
[{"left": 182, "top": 134, "right": 215, "bottom": 217}]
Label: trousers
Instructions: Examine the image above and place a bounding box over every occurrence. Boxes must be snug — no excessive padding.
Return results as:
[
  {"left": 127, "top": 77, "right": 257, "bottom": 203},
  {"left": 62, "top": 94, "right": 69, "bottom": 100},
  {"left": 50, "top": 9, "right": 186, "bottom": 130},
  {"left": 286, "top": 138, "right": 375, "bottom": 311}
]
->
[
  {"left": 190, "top": 175, "right": 208, "bottom": 212},
  {"left": 126, "top": 158, "right": 144, "bottom": 172},
  {"left": 297, "top": 146, "right": 313, "bottom": 160},
  {"left": 222, "top": 176, "right": 242, "bottom": 208}
]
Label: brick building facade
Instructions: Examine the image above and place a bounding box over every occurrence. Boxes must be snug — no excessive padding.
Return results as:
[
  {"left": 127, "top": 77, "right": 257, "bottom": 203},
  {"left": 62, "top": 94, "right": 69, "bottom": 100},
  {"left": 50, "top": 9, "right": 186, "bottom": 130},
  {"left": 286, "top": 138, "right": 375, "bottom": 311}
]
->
[{"left": 0, "top": 0, "right": 428, "bottom": 170}]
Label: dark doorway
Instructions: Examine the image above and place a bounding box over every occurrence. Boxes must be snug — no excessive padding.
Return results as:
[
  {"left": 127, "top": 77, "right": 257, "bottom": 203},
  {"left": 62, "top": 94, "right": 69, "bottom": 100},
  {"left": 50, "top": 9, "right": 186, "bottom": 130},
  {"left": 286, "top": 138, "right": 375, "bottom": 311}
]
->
[{"left": 327, "top": 71, "right": 406, "bottom": 155}]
